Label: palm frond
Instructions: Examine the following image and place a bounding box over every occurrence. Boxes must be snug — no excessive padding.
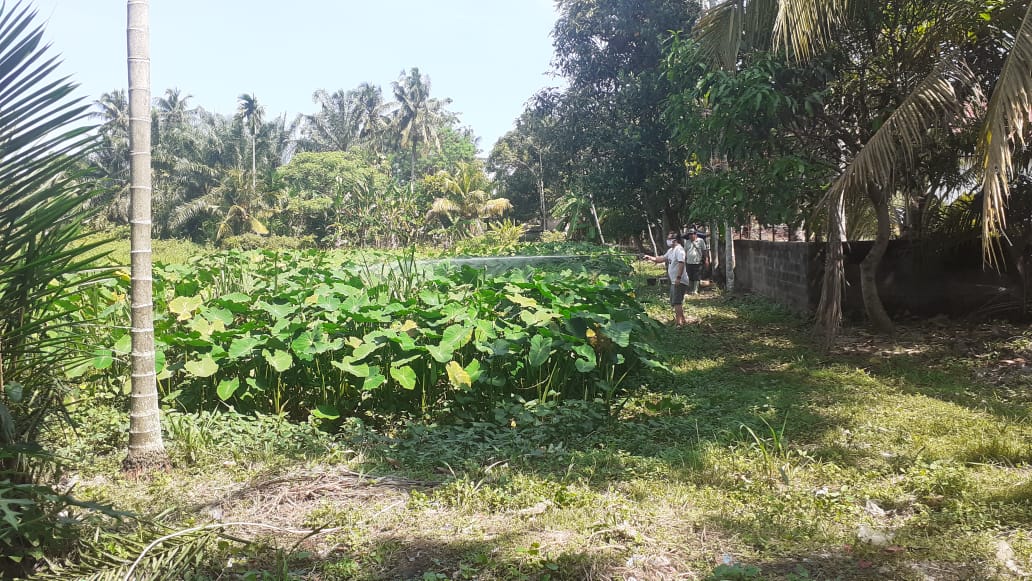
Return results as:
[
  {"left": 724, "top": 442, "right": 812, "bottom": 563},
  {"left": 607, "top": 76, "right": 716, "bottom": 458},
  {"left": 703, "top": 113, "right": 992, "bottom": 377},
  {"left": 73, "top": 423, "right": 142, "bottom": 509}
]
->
[
  {"left": 31, "top": 529, "right": 220, "bottom": 581},
  {"left": 249, "top": 216, "right": 270, "bottom": 236},
  {"left": 979, "top": 2, "right": 1032, "bottom": 266},
  {"left": 693, "top": 0, "right": 746, "bottom": 70},
  {"left": 694, "top": 0, "right": 779, "bottom": 70},
  {"left": 826, "top": 56, "right": 975, "bottom": 209},
  {"left": 429, "top": 197, "right": 460, "bottom": 218},
  {"left": 773, "top": 0, "right": 850, "bottom": 61},
  {"left": 480, "top": 197, "right": 513, "bottom": 218}
]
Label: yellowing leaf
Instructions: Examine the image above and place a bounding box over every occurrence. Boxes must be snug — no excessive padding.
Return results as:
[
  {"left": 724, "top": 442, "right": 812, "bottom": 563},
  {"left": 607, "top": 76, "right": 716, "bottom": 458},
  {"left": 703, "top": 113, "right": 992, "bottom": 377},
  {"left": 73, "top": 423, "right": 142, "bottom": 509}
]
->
[
  {"left": 168, "top": 295, "right": 204, "bottom": 321},
  {"left": 506, "top": 293, "right": 539, "bottom": 309},
  {"left": 446, "top": 360, "right": 472, "bottom": 389}
]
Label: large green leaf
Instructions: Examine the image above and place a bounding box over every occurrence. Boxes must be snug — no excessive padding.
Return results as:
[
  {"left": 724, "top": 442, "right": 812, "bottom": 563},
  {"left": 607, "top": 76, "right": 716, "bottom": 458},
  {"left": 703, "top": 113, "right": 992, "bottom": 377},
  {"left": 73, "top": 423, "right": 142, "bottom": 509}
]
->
[
  {"left": 228, "top": 336, "right": 263, "bottom": 359},
  {"left": 390, "top": 365, "right": 417, "bottom": 390},
  {"left": 216, "top": 378, "right": 240, "bottom": 400},
  {"left": 113, "top": 333, "right": 132, "bottom": 355},
  {"left": 168, "top": 295, "right": 204, "bottom": 321},
  {"left": 332, "top": 357, "right": 370, "bottom": 378},
  {"left": 427, "top": 343, "right": 455, "bottom": 364},
  {"left": 440, "top": 323, "right": 473, "bottom": 350},
  {"left": 528, "top": 335, "right": 552, "bottom": 368},
  {"left": 603, "top": 321, "right": 633, "bottom": 347},
  {"left": 184, "top": 355, "right": 219, "bottom": 378},
  {"left": 351, "top": 339, "right": 381, "bottom": 361},
  {"left": 312, "top": 404, "right": 341, "bottom": 420},
  {"left": 257, "top": 301, "right": 297, "bottom": 320},
  {"left": 363, "top": 372, "right": 387, "bottom": 391},
  {"left": 262, "top": 349, "right": 294, "bottom": 372},
  {"left": 573, "top": 344, "right": 597, "bottom": 373},
  {"left": 92, "top": 348, "right": 114, "bottom": 370}
]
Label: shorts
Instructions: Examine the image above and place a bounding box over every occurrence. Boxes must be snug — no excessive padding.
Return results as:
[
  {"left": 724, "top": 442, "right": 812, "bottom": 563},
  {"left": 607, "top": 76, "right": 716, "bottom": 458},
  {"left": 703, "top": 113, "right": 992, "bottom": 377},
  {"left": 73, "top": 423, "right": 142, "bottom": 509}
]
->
[
  {"left": 686, "top": 263, "right": 702, "bottom": 282},
  {"left": 670, "top": 283, "right": 687, "bottom": 306}
]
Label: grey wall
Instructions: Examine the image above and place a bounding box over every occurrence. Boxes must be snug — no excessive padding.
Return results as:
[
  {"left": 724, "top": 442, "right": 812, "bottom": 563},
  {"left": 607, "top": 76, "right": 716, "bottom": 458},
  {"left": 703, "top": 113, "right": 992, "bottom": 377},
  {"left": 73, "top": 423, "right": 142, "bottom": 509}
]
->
[
  {"left": 731, "top": 239, "right": 1019, "bottom": 318},
  {"left": 733, "top": 241, "right": 820, "bottom": 313}
]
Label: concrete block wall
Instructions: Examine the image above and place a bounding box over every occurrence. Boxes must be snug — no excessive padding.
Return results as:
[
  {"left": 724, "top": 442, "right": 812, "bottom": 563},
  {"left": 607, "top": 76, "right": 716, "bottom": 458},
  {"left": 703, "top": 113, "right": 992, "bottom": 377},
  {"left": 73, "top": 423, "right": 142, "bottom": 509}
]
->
[
  {"left": 731, "top": 239, "right": 1013, "bottom": 317},
  {"left": 733, "top": 240, "right": 820, "bottom": 313}
]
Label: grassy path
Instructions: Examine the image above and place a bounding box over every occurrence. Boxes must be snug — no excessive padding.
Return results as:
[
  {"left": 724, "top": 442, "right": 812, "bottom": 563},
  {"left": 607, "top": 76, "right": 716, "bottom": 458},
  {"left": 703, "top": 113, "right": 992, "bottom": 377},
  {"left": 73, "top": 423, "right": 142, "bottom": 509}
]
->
[{"left": 58, "top": 288, "right": 1032, "bottom": 580}]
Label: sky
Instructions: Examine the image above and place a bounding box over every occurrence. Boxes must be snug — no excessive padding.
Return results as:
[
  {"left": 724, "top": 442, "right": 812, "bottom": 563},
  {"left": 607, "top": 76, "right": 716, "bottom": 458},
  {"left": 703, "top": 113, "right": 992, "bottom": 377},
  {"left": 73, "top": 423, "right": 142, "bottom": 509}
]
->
[{"left": 26, "top": 0, "right": 564, "bottom": 151}]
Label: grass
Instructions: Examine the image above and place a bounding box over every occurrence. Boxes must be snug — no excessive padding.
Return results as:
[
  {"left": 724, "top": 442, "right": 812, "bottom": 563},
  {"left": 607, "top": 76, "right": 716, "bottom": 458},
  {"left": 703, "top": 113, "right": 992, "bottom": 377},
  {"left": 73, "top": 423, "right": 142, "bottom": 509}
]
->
[
  {"left": 41, "top": 286, "right": 1032, "bottom": 580},
  {"left": 77, "top": 228, "right": 208, "bottom": 265}
]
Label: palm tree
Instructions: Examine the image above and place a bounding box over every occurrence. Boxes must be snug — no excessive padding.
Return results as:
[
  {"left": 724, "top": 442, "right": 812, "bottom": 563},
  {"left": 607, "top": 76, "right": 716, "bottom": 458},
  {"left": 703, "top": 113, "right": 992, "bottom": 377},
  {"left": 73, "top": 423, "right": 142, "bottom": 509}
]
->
[
  {"left": 390, "top": 68, "right": 450, "bottom": 191},
  {"left": 125, "top": 0, "right": 168, "bottom": 471},
  {"left": 300, "top": 83, "right": 388, "bottom": 153},
  {"left": 0, "top": 4, "right": 112, "bottom": 566},
  {"left": 427, "top": 161, "right": 512, "bottom": 237},
  {"left": 156, "top": 87, "right": 192, "bottom": 126},
  {"left": 89, "top": 90, "right": 131, "bottom": 223},
  {"left": 692, "top": 0, "right": 1032, "bottom": 342},
  {"left": 237, "top": 93, "right": 264, "bottom": 193},
  {"left": 168, "top": 168, "right": 271, "bottom": 241}
]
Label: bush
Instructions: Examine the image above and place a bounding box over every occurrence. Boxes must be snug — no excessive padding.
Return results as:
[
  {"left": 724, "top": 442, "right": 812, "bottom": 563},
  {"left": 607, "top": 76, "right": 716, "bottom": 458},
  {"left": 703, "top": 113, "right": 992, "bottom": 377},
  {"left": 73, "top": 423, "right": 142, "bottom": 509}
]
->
[
  {"left": 84, "top": 249, "right": 665, "bottom": 427},
  {"left": 539, "top": 230, "right": 567, "bottom": 243},
  {"left": 218, "top": 233, "right": 316, "bottom": 251}
]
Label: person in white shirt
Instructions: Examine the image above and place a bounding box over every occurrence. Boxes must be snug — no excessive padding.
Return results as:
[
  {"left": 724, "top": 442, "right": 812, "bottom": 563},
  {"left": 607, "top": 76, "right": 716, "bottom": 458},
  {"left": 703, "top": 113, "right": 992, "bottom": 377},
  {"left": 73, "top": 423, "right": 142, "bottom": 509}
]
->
[
  {"left": 683, "top": 228, "right": 709, "bottom": 295},
  {"left": 642, "top": 231, "right": 690, "bottom": 327}
]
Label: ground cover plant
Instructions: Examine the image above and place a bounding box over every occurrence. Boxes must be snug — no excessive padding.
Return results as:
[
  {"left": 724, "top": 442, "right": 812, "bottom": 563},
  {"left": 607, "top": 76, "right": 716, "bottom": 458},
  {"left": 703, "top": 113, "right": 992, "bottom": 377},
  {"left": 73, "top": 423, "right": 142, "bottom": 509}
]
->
[
  {"left": 77, "top": 248, "right": 661, "bottom": 426},
  {"left": 31, "top": 284, "right": 1032, "bottom": 579}
]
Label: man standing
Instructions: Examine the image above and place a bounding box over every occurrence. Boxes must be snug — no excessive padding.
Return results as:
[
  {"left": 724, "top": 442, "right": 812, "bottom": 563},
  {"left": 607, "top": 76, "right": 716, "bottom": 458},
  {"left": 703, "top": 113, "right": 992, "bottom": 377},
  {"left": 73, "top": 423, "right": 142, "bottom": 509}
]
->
[
  {"left": 642, "top": 232, "right": 689, "bottom": 327},
  {"left": 684, "top": 228, "right": 709, "bottom": 295}
]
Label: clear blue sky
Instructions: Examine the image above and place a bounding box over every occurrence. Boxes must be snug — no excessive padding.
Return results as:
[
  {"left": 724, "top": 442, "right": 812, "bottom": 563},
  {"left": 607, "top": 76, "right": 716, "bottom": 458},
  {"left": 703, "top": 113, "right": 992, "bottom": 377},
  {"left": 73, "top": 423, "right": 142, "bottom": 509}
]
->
[{"left": 27, "top": 0, "right": 562, "bottom": 151}]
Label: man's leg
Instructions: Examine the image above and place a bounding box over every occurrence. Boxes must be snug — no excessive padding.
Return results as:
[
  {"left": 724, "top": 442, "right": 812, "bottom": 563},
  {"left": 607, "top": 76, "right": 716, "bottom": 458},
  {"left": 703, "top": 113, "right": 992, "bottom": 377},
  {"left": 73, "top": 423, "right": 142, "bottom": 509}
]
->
[
  {"left": 687, "top": 264, "right": 701, "bottom": 294},
  {"left": 670, "top": 284, "right": 687, "bottom": 325}
]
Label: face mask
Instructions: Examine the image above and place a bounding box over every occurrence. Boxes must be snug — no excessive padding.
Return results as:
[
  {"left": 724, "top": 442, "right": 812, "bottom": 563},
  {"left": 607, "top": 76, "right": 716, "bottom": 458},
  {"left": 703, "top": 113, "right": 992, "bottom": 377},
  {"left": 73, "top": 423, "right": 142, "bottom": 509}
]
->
[{"left": 666, "top": 239, "right": 675, "bottom": 247}]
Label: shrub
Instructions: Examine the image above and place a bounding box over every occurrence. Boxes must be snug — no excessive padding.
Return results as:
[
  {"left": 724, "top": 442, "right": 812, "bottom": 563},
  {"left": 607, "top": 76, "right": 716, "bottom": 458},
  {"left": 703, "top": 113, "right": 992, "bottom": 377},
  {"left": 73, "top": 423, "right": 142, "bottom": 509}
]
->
[
  {"left": 218, "top": 233, "right": 316, "bottom": 251},
  {"left": 86, "top": 249, "right": 665, "bottom": 427}
]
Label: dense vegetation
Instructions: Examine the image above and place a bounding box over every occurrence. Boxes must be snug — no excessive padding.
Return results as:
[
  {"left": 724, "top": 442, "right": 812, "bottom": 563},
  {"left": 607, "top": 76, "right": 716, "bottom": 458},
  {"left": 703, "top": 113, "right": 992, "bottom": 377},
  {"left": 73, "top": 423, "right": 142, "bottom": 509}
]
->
[
  {"left": 2, "top": 0, "right": 1032, "bottom": 578},
  {"left": 77, "top": 250, "right": 660, "bottom": 424}
]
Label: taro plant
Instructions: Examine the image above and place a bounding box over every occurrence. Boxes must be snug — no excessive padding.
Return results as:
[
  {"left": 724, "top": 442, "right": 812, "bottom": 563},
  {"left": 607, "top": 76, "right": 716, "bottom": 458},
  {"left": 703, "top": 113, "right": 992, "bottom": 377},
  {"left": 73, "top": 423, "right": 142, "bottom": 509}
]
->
[{"left": 91, "top": 249, "right": 665, "bottom": 426}]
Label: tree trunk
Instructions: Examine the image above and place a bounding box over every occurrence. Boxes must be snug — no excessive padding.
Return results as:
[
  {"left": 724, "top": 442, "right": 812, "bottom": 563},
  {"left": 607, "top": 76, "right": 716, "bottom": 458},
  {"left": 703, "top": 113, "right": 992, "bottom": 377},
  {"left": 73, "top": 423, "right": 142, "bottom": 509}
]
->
[
  {"left": 724, "top": 222, "right": 735, "bottom": 292},
  {"left": 816, "top": 189, "right": 847, "bottom": 349},
  {"left": 537, "top": 150, "right": 547, "bottom": 230},
  {"left": 709, "top": 222, "right": 720, "bottom": 272},
  {"left": 860, "top": 188, "right": 894, "bottom": 335},
  {"left": 125, "top": 0, "right": 168, "bottom": 472},
  {"left": 250, "top": 127, "right": 257, "bottom": 193},
  {"left": 588, "top": 192, "right": 604, "bottom": 244},
  {"left": 410, "top": 141, "right": 417, "bottom": 195},
  {"left": 643, "top": 211, "right": 658, "bottom": 255}
]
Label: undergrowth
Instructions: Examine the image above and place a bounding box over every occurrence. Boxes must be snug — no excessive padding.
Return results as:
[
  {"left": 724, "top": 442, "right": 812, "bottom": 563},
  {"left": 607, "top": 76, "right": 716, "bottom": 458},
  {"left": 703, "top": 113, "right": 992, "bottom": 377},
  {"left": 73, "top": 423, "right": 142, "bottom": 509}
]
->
[{"left": 27, "top": 289, "right": 1032, "bottom": 580}]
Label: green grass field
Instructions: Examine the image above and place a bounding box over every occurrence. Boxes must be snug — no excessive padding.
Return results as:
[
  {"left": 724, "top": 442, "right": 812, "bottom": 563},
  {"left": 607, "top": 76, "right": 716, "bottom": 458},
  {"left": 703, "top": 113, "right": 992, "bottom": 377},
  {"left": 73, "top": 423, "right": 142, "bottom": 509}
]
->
[{"left": 47, "top": 285, "right": 1032, "bottom": 580}]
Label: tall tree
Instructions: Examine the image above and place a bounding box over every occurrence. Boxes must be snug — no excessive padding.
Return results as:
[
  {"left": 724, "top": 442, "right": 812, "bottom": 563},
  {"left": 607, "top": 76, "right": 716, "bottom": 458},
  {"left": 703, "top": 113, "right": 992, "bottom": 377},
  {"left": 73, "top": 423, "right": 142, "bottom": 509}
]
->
[
  {"left": 390, "top": 68, "right": 450, "bottom": 191},
  {"left": 300, "top": 83, "right": 387, "bottom": 153},
  {"left": 690, "top": 0, "right": 1026, "bottom": 341},
  {"left": 537, "top": 0, "right": 701, "bottom": 240},
  {"left": 124, "top": 0, "right": 168, "bottom": 471},
  {"left": 237, "top": 93, "right": 264, "bottom": 193},
  {"left": 488, "top": 109, "right": 555, "bottom": 227}
]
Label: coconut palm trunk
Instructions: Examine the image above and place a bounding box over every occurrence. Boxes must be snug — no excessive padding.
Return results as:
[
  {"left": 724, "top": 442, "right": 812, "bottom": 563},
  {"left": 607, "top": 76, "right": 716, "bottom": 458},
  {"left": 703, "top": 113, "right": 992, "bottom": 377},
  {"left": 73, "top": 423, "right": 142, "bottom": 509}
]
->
[
  {"left": 860, "top": 185, "right": 894, "bottom": 335},
  {"left": 251, "top": 125, "right": 257, "bottom": 193},
  {"left": 124, "top": 0, "right": 168, "bottom": 472},
  {"left": 816, "top": 190, "right": 847, "bottom": 349}
]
